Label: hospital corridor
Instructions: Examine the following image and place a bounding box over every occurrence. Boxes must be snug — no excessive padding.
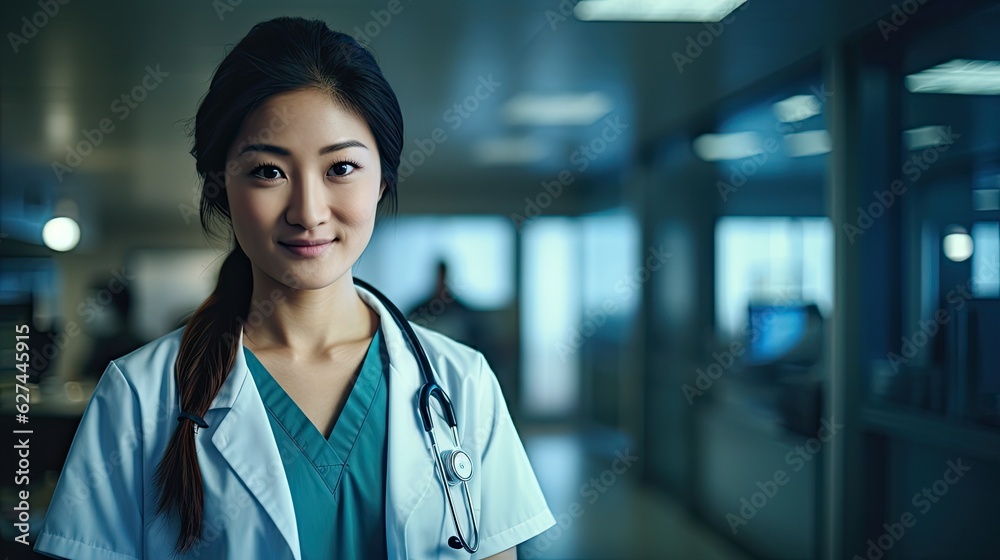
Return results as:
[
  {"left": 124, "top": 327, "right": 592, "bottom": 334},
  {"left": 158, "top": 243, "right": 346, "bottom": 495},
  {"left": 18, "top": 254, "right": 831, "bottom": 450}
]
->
[{"left": 2, "top": 0, "right": 1000, "bottom": 559}]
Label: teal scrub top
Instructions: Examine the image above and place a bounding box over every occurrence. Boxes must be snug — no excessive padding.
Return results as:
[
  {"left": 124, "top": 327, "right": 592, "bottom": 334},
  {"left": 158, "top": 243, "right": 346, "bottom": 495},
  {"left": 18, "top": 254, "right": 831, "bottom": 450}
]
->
[{"left": 243, "top": 326, "right": 389, "bottom": 560}]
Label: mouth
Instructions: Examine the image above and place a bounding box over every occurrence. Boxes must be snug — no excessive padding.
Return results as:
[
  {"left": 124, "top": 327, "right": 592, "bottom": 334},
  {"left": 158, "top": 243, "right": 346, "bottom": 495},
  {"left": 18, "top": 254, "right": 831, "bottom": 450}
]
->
[
  {"left": 280, "top": 239, "right": 335, "bottom": 246},
  {"left": 278, "top": 238, "right": 337, "bottom": 257}
]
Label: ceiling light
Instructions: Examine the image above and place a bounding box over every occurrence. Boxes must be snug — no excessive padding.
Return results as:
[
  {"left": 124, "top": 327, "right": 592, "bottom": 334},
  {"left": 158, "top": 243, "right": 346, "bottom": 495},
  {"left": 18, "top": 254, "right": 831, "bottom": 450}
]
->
[
  {"left": 784, "top": 130, "right": 831, "bottom": 157},
  {"left": 904, "top": 125, "right": 951, "bottom": 150},
  {"left": 473, "top": 137, "right": 547, "bottom": 165},
  {"left": 692, "top": 132, "right": 763, "bottom": 161},
  {"left": 574, "top": 0, "right": 747, "bottom": 22},
  {"left": 943, "top": 226, "right": 973, "bottom": 262},
  {"left": 772, "top": 95, "right": 822, "bottom": 123},
  {"left": 502, "top": 92, "right": 613, "bottom": 126},
  {"left": 46, "top": 103, "right": 74, "bottom": 148},
  {"left": 42, "top": 216, "right": 81, "bottom": 252},
  {"left": 905, "top": 59, "right": 1000, "bottom": 95}
]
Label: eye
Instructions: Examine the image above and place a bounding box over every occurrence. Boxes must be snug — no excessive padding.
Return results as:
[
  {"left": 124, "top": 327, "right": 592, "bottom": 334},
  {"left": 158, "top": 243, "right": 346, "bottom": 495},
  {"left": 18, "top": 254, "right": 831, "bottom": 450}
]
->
[
  {"left": 328, "top": 160, "right": 361, "bottom": 177},
  {"left": 250, "top": 162, "right": 284, "bottom": 181}
]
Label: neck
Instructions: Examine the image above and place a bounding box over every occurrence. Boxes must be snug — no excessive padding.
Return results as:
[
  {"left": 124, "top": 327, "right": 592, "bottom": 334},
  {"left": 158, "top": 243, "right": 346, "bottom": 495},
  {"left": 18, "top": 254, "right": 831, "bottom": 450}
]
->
[{"left": 242, "top": 268, "right": 377, "bottom": 359}]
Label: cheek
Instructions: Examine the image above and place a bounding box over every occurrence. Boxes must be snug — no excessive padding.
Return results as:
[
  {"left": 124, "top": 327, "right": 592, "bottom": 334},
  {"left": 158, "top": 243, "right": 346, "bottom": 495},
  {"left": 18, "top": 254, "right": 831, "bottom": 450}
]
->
[
  {"left": 228, "top": 190, "right": 276, "bottom": 237},
  {"left": 338, "top": 187, "right": 381, "bottom": 225}
]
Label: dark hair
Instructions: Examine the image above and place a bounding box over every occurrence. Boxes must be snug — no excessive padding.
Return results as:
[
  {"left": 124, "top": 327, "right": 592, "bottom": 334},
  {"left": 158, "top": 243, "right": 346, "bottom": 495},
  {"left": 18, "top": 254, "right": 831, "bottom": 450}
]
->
[{"left": 153, "top": 16, "right": 403, "bottom": 553}]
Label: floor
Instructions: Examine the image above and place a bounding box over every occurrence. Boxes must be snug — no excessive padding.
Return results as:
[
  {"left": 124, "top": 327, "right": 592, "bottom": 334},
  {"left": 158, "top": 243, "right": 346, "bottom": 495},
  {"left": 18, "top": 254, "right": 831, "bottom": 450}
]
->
[{"left": 516, "top": 425, "right": 752, "bottom": 560}]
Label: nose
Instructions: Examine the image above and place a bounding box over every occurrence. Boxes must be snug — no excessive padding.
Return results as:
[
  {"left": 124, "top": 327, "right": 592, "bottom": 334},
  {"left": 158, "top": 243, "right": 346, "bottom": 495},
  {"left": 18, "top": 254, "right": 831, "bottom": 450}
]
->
[{"left": 284, "top": 172, "right": 331, "bottom": 230}]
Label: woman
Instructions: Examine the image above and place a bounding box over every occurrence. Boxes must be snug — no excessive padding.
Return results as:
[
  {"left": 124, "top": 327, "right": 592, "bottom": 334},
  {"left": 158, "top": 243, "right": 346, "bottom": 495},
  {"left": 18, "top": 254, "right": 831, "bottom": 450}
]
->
[{"left": 35, "top": 16, "right": 554, "bottom": 560}]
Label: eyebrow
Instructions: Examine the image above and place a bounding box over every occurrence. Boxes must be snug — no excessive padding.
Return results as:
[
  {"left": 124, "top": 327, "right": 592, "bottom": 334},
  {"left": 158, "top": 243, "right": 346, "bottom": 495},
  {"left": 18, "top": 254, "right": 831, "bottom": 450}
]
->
[{"left": 238, "top": 140, "right": 369, "bottom": 156}]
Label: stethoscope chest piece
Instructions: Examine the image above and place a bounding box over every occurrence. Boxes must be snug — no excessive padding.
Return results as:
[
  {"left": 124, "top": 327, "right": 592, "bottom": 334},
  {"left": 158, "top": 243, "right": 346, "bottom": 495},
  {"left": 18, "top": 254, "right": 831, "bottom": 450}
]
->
[{"left": 442, "top": 448, "right": 474, "bottom": 484}]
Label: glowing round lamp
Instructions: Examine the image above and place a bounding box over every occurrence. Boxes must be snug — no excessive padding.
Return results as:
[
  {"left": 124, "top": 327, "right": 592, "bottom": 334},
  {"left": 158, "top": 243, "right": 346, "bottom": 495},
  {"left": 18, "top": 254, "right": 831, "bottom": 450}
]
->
[
  {"left": 42, "top": 216, "right": 81, "bottom": 252},
  {"left": 942, "top": 227, "right": 973, "bottom": 262}
]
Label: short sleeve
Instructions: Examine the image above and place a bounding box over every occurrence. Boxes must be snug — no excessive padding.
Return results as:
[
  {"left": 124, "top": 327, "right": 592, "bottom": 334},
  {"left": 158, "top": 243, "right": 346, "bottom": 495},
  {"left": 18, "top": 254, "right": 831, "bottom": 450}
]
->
[
  {"left": 471, "top": 353, "right": 556, "bottom": 559},
  {"left": 34, "top": 361, "right": 144, "bottom": 560}
]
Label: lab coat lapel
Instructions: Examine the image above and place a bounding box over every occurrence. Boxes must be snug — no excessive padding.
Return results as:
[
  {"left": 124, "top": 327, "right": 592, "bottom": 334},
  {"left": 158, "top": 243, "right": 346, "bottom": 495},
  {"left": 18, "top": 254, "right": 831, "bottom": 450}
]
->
[
  {"left": 205, "top": 326, "right": 301, "bottom": 560},
  {"left": 355, "top": 285, "right": 436, "bottom": 559}
]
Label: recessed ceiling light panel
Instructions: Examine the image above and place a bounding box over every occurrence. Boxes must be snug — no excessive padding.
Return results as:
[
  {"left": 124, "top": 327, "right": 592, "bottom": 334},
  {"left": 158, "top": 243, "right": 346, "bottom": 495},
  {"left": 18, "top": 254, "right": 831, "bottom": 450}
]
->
[
  {"left": 905, "top": 59, "right": 1000, "bottom": 95},
  {"left": 692, "top": 132, "right": 763, "bottom": 161},
  {"left": 502, "top": 92, "right": 613, "bottom": 126},
  {"left": 772, "top": 95, "right": 822, "bottom": 123},
  {"left": 575, "top": 0, "right": 747, "bottom": 22}
]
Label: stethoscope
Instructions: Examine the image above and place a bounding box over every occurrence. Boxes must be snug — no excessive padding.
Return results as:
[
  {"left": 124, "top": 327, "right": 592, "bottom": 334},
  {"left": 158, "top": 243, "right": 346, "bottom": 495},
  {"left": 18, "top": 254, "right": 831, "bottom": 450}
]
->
[{"left": 353, "top": 277, "right": 480, "bottom": 554}]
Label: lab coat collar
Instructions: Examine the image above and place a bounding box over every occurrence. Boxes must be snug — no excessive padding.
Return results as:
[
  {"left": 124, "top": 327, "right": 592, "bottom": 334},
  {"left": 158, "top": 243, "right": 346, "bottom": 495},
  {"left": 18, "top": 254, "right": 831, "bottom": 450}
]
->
[
  {"left": 205, "top": 324, "right": 301, "bottom": 560},
  {"left": 202, "top": 282, "right": 434, "bottom": 560},
  {"left": 358, "top": 283, "right": 437, "bottom": 559}
]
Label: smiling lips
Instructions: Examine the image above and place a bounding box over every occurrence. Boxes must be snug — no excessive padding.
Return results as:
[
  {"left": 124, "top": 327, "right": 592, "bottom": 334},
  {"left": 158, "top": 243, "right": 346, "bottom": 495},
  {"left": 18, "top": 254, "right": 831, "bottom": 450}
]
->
[{"left": 279, "top": 238, "right": 336, "bottom": 257}]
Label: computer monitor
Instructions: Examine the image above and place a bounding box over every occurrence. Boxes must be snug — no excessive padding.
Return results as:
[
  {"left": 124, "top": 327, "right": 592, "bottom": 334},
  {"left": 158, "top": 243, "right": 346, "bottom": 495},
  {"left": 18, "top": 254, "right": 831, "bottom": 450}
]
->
[{"left": 745, "top": 303, "right": 823, "bottom": 365}]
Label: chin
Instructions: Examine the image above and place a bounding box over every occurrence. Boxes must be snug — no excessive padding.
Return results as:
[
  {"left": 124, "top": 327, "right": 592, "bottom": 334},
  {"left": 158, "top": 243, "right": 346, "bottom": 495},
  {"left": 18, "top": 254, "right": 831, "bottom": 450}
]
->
[{"left": 279, "top": 265, "right": 352, "bottom": 290}]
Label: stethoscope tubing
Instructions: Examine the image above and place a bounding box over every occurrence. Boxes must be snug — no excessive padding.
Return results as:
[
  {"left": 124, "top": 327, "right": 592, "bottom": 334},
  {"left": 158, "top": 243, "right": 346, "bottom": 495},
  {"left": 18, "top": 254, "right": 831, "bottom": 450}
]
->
[{"left": 353, "top": 277, "right": 480, "bottom": 553}]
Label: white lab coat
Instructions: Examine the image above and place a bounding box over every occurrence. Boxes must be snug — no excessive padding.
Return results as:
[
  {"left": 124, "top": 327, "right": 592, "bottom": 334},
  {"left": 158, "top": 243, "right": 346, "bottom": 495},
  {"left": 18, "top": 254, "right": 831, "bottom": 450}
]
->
[{"left": 34, "top": 284, "right": 555, "bottom": 559}]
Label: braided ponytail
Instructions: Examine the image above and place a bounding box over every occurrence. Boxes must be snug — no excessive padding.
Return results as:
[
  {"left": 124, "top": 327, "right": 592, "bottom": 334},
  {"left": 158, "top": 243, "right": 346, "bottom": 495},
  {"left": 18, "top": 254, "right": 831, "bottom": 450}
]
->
[{"left": 153, "top": 244, "right": 251, "bottom": 552}]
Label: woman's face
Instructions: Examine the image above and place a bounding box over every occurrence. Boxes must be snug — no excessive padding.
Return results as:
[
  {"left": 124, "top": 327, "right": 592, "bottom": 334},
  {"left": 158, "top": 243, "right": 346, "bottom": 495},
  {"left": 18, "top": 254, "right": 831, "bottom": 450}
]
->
[{"left": 224, "top": 88, "right": 385, "bottom": 292}]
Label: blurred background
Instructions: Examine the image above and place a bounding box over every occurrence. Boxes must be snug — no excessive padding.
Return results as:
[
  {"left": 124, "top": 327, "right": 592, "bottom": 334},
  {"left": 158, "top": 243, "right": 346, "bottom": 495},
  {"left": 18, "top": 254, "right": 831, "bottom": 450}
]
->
[{"left": 2, "top": 0, "right": 999, "bottom": 558}]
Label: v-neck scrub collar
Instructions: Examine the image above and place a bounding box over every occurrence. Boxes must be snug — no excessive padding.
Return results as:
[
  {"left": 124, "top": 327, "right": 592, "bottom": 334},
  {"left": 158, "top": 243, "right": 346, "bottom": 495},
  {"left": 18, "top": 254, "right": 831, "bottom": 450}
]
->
[{"left": 243, "top": 325, "right": 389, "bottom": 560}]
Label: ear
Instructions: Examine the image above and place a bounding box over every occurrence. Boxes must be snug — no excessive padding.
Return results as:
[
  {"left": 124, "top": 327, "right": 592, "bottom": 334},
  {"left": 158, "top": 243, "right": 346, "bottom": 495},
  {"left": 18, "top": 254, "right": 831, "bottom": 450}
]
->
[{"left": 378, "top": 180, "right": 387, "bottom": 202}]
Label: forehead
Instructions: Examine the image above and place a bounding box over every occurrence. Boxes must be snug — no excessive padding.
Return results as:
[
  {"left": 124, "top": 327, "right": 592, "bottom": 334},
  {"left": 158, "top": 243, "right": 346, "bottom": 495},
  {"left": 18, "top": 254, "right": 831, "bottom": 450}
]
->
[{"left": 234, "top": 88, "right": 374, "bottom": 149}]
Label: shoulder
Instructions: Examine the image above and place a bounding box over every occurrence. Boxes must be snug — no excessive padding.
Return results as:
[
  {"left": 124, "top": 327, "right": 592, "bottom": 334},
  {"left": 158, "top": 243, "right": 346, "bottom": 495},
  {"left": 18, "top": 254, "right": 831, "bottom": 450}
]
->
[
  {"left": 103, "top": 325, "right": 185, "bottom": 405},
  {"left": 112, "top": 325, "right": 184, "bottom": 377},
  {"left": 404, "top": 321, "right": 508, "bottom": 426},
  {"left": 406, "top": 321, "right": 488, "bottom": 381}
]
